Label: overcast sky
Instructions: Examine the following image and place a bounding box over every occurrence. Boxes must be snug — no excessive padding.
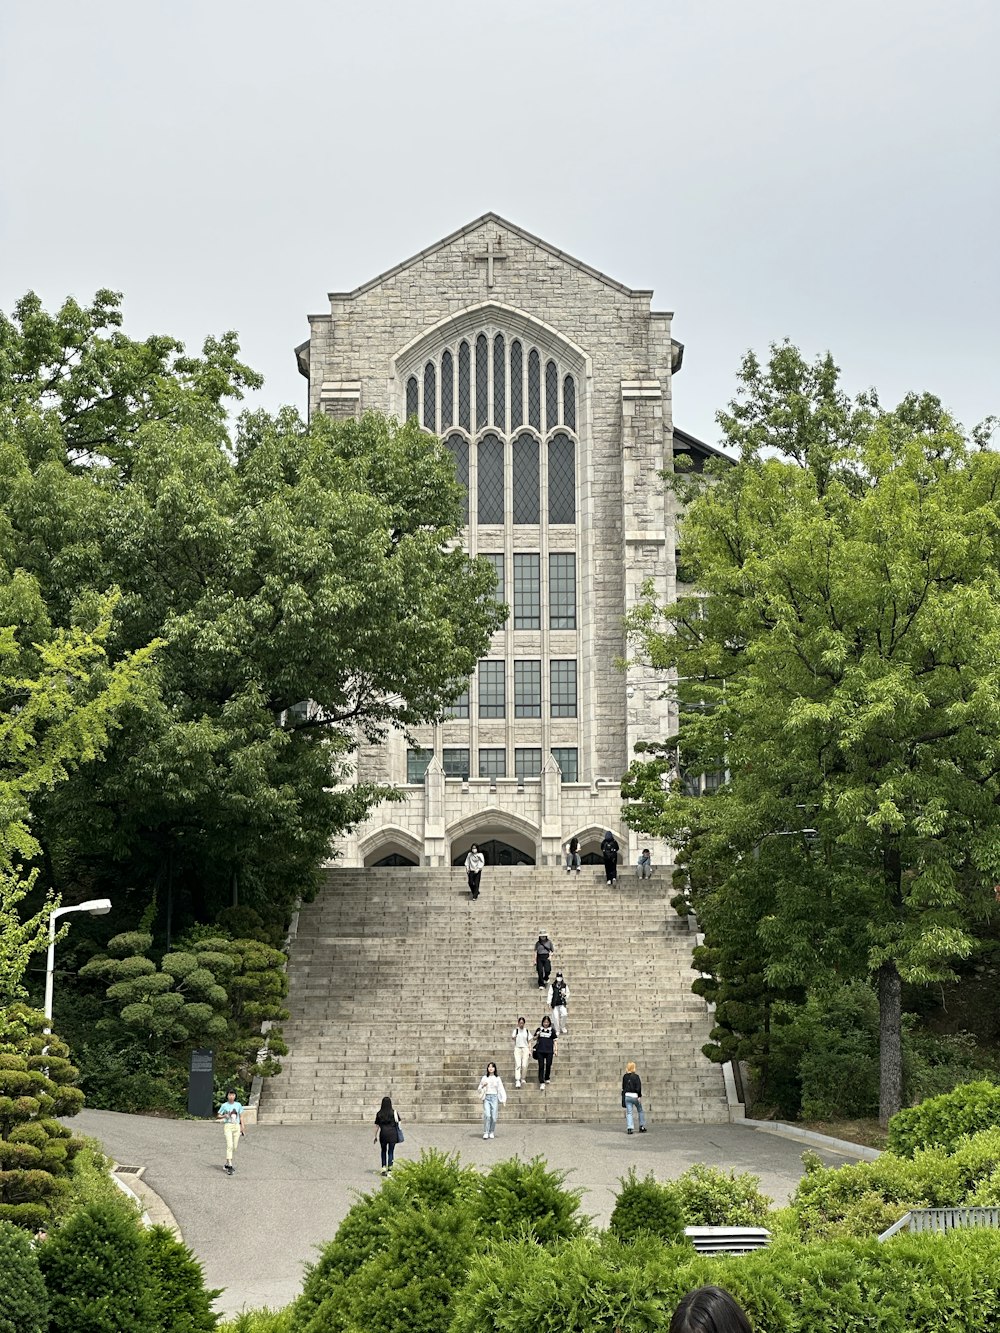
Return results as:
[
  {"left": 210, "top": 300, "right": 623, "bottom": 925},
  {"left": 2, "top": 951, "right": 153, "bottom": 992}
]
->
[{"left": 2, "top": 0, "right": 997, "bottom": 445}]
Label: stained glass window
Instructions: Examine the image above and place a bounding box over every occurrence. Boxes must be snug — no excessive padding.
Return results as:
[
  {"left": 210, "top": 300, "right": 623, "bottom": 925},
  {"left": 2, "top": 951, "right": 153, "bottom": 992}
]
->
[
  {"left": 551, "top": 747, "right": 579, "bottom": 782},
  {"left": 515, "top": 747, "right": 543, "bottom": 781},
  {"left": 458, "top": 341, "right": 471, "bottom": 430},
  {"left": 548, "top": 433, "right": 575, "bottom": 524},
  {"left": 441, "top": 350, "right": 453, "bottom": 430},
  {"left": 510, "top": 340, "right": 523, "bottom": 429},
  {"left": 478, "top": 660, "right": 505, "bottom": 718},
  {"left": 493, "top": 333, "right": 505, "bottom": 430},
  {"left": 550, "top": 660, "right": 577, "bottom": 717},
  {"left": 514, "top": 660, "right": 542, "bottom": 717},
  {"left": 514, "top": 553, "right": 541, "bottom": 630},
  {"left": 476, "top": 334, "right": 489, "bottom": 430},
  {"left": 423, "top": 361, "right": 436, "bottom": 432},
  {"left": 406, "top": 376, "right": 418, "bottom": 420},
  {"left": 545, "top": 360, "right": 559, "bottom": 431},
  {"left": 444, "top": 433, "right": 469, "bottom": 524},
  {"left": 528, "top": 349, "right": 541, "bottom": 429},
  {"left": 512, "top": 432, "right": 540, "bottom": 524},
  {"left": 549, "top": 553, "right": 576, "bottom": 629},
  {"left": 477, "top": 433, "right": 504, "bottom": 524},
  {"left": 563, "top": 375, "right": 576, "bottom": 431}
]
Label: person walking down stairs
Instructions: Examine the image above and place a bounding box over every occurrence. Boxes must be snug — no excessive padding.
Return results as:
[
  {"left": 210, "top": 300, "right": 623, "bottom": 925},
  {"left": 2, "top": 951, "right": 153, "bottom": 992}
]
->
[
  {"left": 465, "top": 844, "right": 485, "bottom": 899},
  {"left": 511, "top": 1016, "right": 532, "bottom": 1088},
  {"left": 373, "top": 1095, "right": 402, "bottom": 1175},
  {"left": 477, "top": 1061, "right": 507, "bottom": 1138},
  {"left": 533, "top": 1015, "right": 558, "bottom": 1088},
  {"left": 534, "top": 932, "right": 554, "bottom": 988},
  {"left": 547, "top": 971, "right": 569, "bottom": 1035},
  {"left": 601, "top": 830, "right": 620, "bottom": 885},
  {"left": 622, "top": 1062, "right": 647, "bottom": 1134}
]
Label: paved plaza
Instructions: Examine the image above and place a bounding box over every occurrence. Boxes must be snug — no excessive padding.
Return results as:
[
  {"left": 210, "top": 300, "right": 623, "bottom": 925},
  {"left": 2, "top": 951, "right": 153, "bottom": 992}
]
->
[{"left": 76, "top": 1108, "right": 858, "bottom": 1318}]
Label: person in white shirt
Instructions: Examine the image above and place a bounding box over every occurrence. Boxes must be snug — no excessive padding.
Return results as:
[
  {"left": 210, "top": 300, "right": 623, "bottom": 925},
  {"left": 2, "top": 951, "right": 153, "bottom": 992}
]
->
[
  {"left": 511, "top": 1016, "right": 532, "bottom": 1087},
  {"left": 547, "top": 971, "right": 570, "bottom": 1035},
  {"left": 465, "top": 844, "right": 485, "bottom": 899},
  {"left": 477, "top": 1061, "right": 507, "bottom": 1138}
]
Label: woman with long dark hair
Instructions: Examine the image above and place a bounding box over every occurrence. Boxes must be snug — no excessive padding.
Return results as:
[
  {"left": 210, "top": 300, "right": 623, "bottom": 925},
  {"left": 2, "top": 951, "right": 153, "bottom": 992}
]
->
[
  {"left": 373, "top": 1095, "right": 401, "bottom": 1176},
  {"left": 669, "top": 1286, "right": 752, "bottom": 1333}
]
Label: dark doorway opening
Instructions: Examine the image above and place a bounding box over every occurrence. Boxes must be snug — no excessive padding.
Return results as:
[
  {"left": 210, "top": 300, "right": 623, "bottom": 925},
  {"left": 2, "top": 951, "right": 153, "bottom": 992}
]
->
[
  {"left": 452, "top": 839, "right": 535, "bottom": 867},
  {"left": 372, "top": 853, "right": 419, "bottom": 867}
]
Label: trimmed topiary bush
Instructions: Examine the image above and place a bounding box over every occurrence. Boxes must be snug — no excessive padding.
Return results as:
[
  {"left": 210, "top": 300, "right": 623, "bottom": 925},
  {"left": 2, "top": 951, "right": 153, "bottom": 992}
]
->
[
  {"left": 38, "top": 1200, "right": 155, "bottom": 1332},
  {"left": 474, "top": 1156, "right": 586, "bottom": 1244},
  {"left": 608, "top": 1169, "right": 685, "bottom": 1244},
  {"left": 887, "top": 1079, "right": 1000, "bottom": 1157},
  {"left": 0, "top": 1220, "right": 48, "bottom": 1333},
  {"left": 145, "top": 1224, "right": 221, "bottom": 1332},
  {"left": 674, "top": 1163, "right": 772, "bottom": 1226}
]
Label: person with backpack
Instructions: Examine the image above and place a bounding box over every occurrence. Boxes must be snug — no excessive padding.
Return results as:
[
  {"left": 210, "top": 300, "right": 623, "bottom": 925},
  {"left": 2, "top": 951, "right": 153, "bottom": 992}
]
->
[
  {"left": 511, "top": 1015, "right": 532, "bottom": 1088},
  {"left": 373, "top": 1095, "right": 402, "bottom": 1175},
  {"left": 532, "top": 1014, "right": 557, "bottom": 1088},
  {"left": 547, "top": 970, "right": 569, "bottom": 1035},
  {"left": 534, "top": 931, "right": 554, "bottom": 988},
  {"left": 601, "top": 830, "right": 620, "bottom": 885},
  {"left": 564, "top": 835, "right": 581, "bottom": 873},
  {"left": 465, "top": 844, "right": 485, "bottom": 899}
]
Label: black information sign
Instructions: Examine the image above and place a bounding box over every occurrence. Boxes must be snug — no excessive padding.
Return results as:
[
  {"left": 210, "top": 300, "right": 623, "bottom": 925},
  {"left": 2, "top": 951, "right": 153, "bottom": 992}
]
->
[{"left": 188, "top": 1048, "right": 214, "bottom": 1118}]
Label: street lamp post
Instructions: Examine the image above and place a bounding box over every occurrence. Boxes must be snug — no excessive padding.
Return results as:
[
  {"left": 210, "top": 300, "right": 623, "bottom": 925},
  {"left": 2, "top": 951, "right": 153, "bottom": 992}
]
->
[{"left": 44, "top": 899, "right": 112, "bottom": 1029}]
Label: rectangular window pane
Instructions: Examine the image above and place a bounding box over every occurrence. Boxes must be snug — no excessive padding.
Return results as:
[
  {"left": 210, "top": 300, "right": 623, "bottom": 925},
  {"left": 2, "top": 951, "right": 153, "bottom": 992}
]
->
[
  {"left": 549, "top": 553, "right": 576, "bottom": 630},
  {"left": 514, "top": 660, "right": 542, "bottom": 718},
  {"left": 444, "top": 685, "right": 469, "bottom": 719},
  {"left": 515, "top": 747, "right": 542, "bottom": 781},
  {"left": 550, "top": 660, "right": 577, "bottom": 717},
  {"left": 478, "top": 660, "right": 506, "bottom": 718},
  {"left": 483, "top": 553, "right": 504, "bottom": 604},
  {"left": 551, "top": 747, "right": 578, "bottom": 782},
  {"left": 407, "top": 748, "right": 432, "bottom": 783},
  {"left": 513, "top": 553, "right": 540, "bottom": 630},
  {"left": 479, "top": 747, "right": 507, "bottom": 779},
  {"left": 442, "top": 748, "right": 470, "bottom": 779},
  {"left": 477, "top": 433, "right": 504, "bottom": 523}
]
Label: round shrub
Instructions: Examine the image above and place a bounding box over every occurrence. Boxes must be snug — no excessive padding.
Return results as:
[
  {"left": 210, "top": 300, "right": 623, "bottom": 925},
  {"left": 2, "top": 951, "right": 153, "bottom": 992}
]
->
[
  {"left": 475, "top": 1156, "right": 585, "bottom": 1244},
  {"left": 38, "top": 1200, "right": 155, "bottom": 1333},
  {"left": 609, "top": 1170, "right": 685, "bottom": 1244},
  {"left": 887, "top": 1080, "right": 1000, "bottom": 1157},
  {"left": 0, "top": 1220, "right": 48, "bottom": 1333},
  {"left": 145, "top": 1224, "right": 221, "bottom": 1332},
  {"left": 674, "top": 1164, "right": 772, "bottom": 1226}
]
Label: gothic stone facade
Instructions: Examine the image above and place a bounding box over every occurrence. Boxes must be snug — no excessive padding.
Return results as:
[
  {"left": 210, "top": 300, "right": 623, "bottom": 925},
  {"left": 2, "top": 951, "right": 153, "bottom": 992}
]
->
[{"left": 297, "top": 213, "right": 708, "bottom": 869}]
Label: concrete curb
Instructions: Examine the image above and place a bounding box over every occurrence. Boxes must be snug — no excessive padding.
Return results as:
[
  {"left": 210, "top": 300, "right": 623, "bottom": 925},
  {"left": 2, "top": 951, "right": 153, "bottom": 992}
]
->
[
  {"left": 113, "top": 1165, "right": 184, "bottom": 1236},
  {"left": 740, "top": 1118, "right": 882, "bottom": 1162}
]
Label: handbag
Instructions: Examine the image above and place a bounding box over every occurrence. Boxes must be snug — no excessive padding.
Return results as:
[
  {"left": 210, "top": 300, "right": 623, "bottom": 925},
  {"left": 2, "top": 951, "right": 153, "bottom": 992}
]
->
[{"left": 396, "top": 1119, "right": 405, "bottom": 1142}]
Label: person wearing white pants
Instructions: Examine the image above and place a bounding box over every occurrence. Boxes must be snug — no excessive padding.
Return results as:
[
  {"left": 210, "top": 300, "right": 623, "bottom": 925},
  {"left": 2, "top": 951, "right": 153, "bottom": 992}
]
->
[
  {"left": 512, "top": 1017, "right": 532, "bottom": 1088},
  {"left": 217, "top": 1089, "right": 246, "bottom": 1175},
  {"left": 547, "top": 972, "right": 569, "bottom": 1035}
]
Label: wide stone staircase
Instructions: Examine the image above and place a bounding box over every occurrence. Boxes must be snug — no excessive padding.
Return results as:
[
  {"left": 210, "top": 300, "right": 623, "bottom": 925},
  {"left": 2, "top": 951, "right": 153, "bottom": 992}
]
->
[{"left": 258, "top": 866, "right": 730, "bottom": 1125}]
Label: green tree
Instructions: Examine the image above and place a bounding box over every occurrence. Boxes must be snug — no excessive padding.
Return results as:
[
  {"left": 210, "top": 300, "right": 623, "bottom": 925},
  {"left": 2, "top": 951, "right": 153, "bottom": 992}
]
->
[
  {"left": 144, "top": 1224, "right": 221, "bottom": 1332},
  {"left": 38, "top": 1200, "right": 155, "bottom": 1333},
  {"left": 0, "top": 1004, "right": 85, "bottom": 1230},
  {"left": 624, "top": 342, "right": 1000, "bottom": 1122}
]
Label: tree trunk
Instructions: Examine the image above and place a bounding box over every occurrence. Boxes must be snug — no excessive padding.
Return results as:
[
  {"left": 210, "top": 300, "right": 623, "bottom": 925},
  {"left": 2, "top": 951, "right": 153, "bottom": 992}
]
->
[{"left": 878, "top": 959, "right": 903, "bottom": 1126}]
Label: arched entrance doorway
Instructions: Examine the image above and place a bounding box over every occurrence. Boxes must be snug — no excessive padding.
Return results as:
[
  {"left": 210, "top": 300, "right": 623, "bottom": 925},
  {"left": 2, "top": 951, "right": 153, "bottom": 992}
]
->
[
  {"left": 451, "top": 838, "right": 535, "bottom": 867},
  {"left": 371, "top": 852, "right": 419, "bottom": 867}
]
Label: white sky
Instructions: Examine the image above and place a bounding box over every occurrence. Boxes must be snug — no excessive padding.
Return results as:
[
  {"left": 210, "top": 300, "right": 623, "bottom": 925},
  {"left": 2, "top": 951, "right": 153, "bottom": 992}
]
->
[{"left": 2, "top": 0, "right": 997, "bottom": 444}]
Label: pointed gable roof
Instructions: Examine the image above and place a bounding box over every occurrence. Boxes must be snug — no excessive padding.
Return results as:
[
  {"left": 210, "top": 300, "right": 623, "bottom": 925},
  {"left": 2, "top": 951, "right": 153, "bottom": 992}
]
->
[{"left": 328, "top": 212, "right": 652, "bottom": 301}]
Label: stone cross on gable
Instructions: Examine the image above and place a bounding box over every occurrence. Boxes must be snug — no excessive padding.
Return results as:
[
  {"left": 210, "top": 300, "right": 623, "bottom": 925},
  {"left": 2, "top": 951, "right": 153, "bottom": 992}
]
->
[{"left": 474, "top": 235, "right": 508, "bottom": 289}]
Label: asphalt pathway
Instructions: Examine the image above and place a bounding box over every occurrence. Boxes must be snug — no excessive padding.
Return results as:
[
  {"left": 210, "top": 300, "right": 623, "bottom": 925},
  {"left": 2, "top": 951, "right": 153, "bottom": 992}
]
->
[{"left": 75, "top": 1109, "right": 853, "bottom": 1318}]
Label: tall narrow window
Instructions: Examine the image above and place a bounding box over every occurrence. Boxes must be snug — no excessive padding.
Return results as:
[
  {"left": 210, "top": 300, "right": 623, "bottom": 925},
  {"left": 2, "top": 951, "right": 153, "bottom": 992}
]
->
[
  {"left": 512, "top": 432, "right": 540, "bottom": 524},
  {"left": 442, "top": 748, "right": 470, "bottom": 779},
  {"left": 563, "top": 375, "right": 576, "bottom": 431},
  {"left": 528, "top": 350, "right": 541, "bottom": 429},
  {"left": 444, "top": 434, "right": 469, "bottom": 523},
  {"left": 479, "top": 748, "right": 506, "bottom": 779},
  {"left": 483, "top": 553, "right": 504, "bottom": 604},
  {"left": 478, "top": 660, "right": 506, "bottom": 718},
  {"left": 458, "top": 341, "right": 471, "bottom": 430},
  {"left": 441, "top": 350, "right": 453, "bottom": 430},
  {"left": 477, "top": 433, "right": 504, "bottom": 524},
  {"left": 406, "top": 376, "right": 418, "bottom": 420},
  {"left": 493, "top": 333, "right": 505, "bottom": 429},
  {"left": 514, "top": 660, "right": 542, "bottom": 717},
  {"left": 548, "top": 433, "right": 576, "bottom": 524},
  {"left": 423, "top": 361, "right": 436, "bottom": 432},
  {"left": 551, "top": 747, "right": 579, "bottom": 782},
  {"left": 407, "top": 748, "right": 432, "bottom": 783},
  {"left": 545, "top": 359, "right": 559, "bottom": 431},
  {"left": 444, "top": 684, "right": 469, "bottom": 718},
  {"left": 510, "top": 340, "right": 523, "bottom": 428},
  {"left": 513, "top": 554, "right": 541, "bottom": 630},
  {"left": 475, "top": 334, "right": 489, "bottom": 430},
  {"left": 550, "top": 660, "right": 577, "bottom": 717},
  {"left": 515, "top": 747, "right": 543, "bottom": 781},
  {"left": 549, "top": 553, "right": 576, "bottom": 629}
]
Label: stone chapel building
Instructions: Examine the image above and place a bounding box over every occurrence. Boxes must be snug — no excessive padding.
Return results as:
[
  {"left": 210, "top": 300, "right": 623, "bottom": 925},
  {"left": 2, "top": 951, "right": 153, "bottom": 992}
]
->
[{"left": 296, "top": 214, "right": 723, "bottom": 870}]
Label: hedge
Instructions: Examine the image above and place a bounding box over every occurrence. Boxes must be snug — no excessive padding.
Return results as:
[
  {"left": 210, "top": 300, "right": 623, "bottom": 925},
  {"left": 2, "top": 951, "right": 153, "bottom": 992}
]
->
[{"left": 887, "top": 1079, "right": 1000, "bottom": 1157}]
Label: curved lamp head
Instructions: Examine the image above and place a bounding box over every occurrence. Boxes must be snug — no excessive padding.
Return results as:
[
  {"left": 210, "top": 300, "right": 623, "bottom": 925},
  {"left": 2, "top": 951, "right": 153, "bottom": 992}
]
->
[{"left": 76, "top": 899, "right": 112, "bottom": 916}]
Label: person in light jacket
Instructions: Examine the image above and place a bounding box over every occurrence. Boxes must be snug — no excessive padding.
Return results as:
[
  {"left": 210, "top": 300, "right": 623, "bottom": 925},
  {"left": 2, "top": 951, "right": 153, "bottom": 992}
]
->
[
  {"left": 511, "top": 1016, "right": 532, "bottom": 1088},
  {"left": 546, "top": 971, "right": 569, "bottom": 1035},
  {"left": 621, "top": 1061, "right": 647, "bottom": 1134},
  {"left": 465, "top": 844, "right": 485, "bottom": 899},
  {"left": 477, "top": 1061, "right": 507, "bottom": 1138},
  {"left": 601, "top": 830, "right": 620, "bottom": 885}
]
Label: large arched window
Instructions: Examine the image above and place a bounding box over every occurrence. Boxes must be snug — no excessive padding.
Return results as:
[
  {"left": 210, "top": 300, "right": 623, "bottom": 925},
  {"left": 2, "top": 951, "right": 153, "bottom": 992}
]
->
[
  {"left": 512, "top": 433, "right": 540, "bottom": 524},
  {"left": 406, "top": 376, "right": 418, "bottom": 420}
]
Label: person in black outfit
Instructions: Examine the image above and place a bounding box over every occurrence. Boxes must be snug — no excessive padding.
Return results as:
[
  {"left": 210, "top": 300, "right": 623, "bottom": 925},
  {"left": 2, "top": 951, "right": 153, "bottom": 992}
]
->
[
  {"left": 533, "top": 1015, "right": 557, "bottom": 1088},
  {"left": 621, "top": 1061, "right": 647, "bottom": 1133},
  {"left": 601, "top": 830, "right": 620, "bottom": 885},
  {"left": 534, "top": 932, "right": 554, "bottom": 988},
  {"left": 373, "top": 1095, "right": 401, "bottom": 1175}
]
